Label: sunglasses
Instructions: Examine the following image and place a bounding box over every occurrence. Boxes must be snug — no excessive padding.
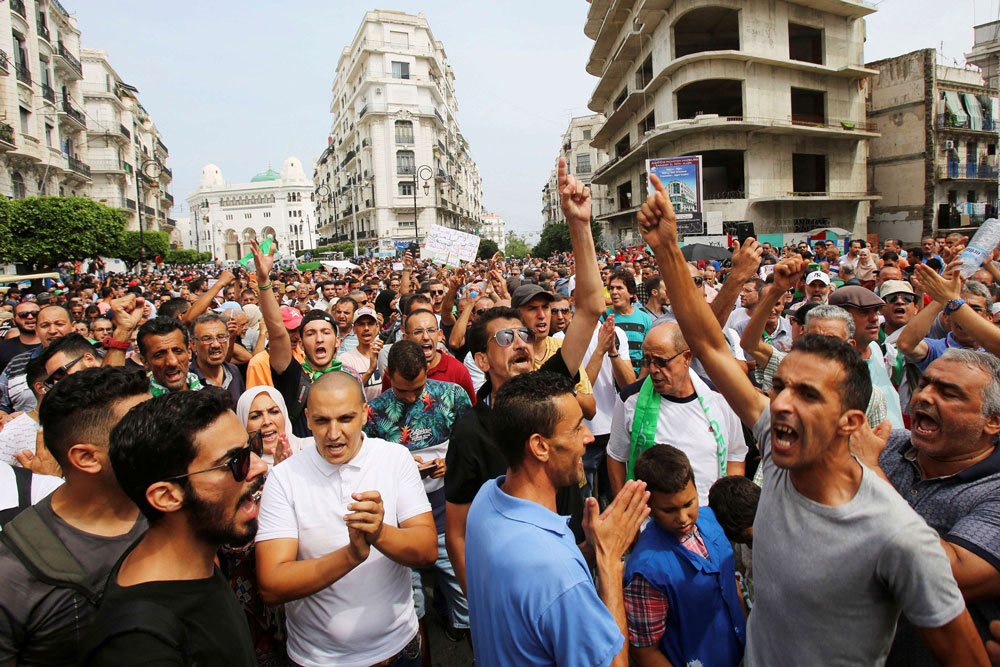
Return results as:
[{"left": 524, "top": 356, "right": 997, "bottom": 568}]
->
[
  {"left": 551, "top": 307, "right": 572, "bottom": 315},
  {"left": 884, "top": 293, "right": 916, "bottom": 305},
  {"left": 164, "top": 431, "right": 264, "bottom": 483},
  {"left": 639, "top": 350, "right": 685, "bottom": 370},
  {"left": 16, "top": 310, "right": 39, "bottom": 318},
  {"left": 42, "top": 354, "right": 85, "bottom": 390},
  {"left": 492, "top": 327, "right": 535, "bottom": 347},
  {"left": 430, "top": 289, "right": 445, "bottom": 295}
]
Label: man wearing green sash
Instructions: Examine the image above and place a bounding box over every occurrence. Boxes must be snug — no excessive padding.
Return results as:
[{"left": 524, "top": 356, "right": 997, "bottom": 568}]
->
[{"left": 607, "top": 321, "right": 747, "bottom": 505}]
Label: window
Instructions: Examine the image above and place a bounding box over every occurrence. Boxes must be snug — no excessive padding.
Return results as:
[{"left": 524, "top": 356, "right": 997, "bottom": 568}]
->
[
  {"left": 639, "top": 111, "right": 656, "bottom": 135},
  {"left": 397, "top": 150, "right": 415, "bottom": 174},
  {"left": 792, "top": 154, "right": 826, "bottom": 193},
  {"left": 390, "top": 30, "right": 409, "bottom": 47},
  {"left": 395, "top": 120, "right": 414, "bottom": 144},
  {"left": 582, "top": 129, "right": 591, "bottom": 140},
  {"left": 264, "top": 211, "right": 271, "bottom": 218},
  {"left": 392, "top": 61, "right": 410, "bottom": 80},
  {"left": 636, "top": 54, "right": 653, "bottom": 89},
  {"left": 576, "top": 153, "right": 592, "bottom": 174},
  {"left": 789, "top": 23, "right": 823, "bottom": 64},
  {"left": 791, "top": 88, "right": 826, "bottom": 125},
  {"left": 398, "top": 219, "right": 416, "bottom": 227},
  {"left": 613, "top": 88, "right": 627, "bottom": 110},
  {"left": 11, "top": 172, "right": 25, "bottom": 199},
  {"left": 399, "top": 181, "right": 414, "bottom": 196},
  {"left": 614, "top": 135, "right": 630, "bottom": 159},
  {"left": 19, "top": 107, "right": 29, "bottom": 135},
  {"left": 44, "top": 124, "right": 52, "bottom": 147},
  {"left": 617, "top": 181, "right": 632, "bottom": 210}
]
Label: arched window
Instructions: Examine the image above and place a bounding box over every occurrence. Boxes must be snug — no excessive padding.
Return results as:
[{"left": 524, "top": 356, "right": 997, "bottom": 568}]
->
[{"left": 11, "top": 172, "right": 25, "bottom": 199}]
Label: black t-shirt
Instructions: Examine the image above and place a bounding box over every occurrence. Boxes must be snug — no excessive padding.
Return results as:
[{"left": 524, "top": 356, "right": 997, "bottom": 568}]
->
[
  {"left": 444, "top": 349, "right": 586, "bottom": 543},
  {"left": 85, "top": 548, "right": 255, "bottom": 667},
  {"left": 271, "top": 358, "right": 311, "bottom": 438},
  {"left": 0, "top": 338, "right": 39, "bottom": 374}
]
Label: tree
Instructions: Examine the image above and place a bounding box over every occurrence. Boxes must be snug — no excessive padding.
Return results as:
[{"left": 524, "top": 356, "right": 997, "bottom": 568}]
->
[
  {"left": 477, "top": 239, "right": 500, "bottom": 259},
  {"left": 505, "top": 232, "right": 532, "bottom": 258},
  {"left": 165, "top": 248, "right": 201, "bottom": 264},
  {"left": 113, "top": 230, "right": 170, "bottom": 270},
  {"left": 2, "top": 197, "right": 126, "bottom": 270},
  {"left": 532, "top": 219, "right": 605, "bottom": 257}
]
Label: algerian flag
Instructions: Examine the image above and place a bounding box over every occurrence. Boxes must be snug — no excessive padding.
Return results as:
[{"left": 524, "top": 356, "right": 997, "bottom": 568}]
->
[{"left": 237, "top": 238, "right": 273, "bottom": 268}]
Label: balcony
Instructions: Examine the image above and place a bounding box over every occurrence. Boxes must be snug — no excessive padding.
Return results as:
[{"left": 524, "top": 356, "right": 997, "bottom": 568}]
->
[
  {"left": 936, "top": 114, "right": 999, "bottom": 133},
  {"left": 160, "top": 165, "right": 172, "bottom": 179},
  {"left": 397, "top": 165, "right": 415, "bottom": 175},
  {"left": 0, "top": 50, "right": 8, "bottom": 75},
  {"left": 939, "top": 162, "right": 999, "bottom": 180},
  {"left": 89, "top": 160, "right": 128, "bottom": 173},
  {"left": 143, "top": 204, "right": 155, "bottom": 216},
  {"left": 66, "top": 155, "right": 91, "bottom": 178},
  {"left": 10, "top": 0, "right": 25, "bottom": 18},
  {"left": 36, "top": 20, "right": 49, "bottom": 43},
  {"left": 162, "top": 191, "right": 174, "bottom": 205},
  {"left": 14, "top": 62, "right": 30, "bottom": 86},
  {"left": 125, "top": 198, "right": 136, "bottom": 211},
  {"left": 60, "top": 99, "right": 86, "bottom": 129},
  {"left": 40, "top": 82, "right": 54, "bottom": 103},
  {"left": 155, "top": 137, "right": 168, "bottom": 156},
  {"left": 0, "top": 122, "right": 15, "bottom": 150},
  {"left": 54, "top": 41, "right": 82, "bottom": 79}
]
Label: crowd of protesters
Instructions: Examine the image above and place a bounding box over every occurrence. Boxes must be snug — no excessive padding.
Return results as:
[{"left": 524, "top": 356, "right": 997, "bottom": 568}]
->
[{"left": 0, "top": 156, "right": 998, "bottom": 666}]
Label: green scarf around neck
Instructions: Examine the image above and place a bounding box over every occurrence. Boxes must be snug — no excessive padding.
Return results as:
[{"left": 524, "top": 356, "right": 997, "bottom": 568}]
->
[{"left": 302, "top": 358, "right": 343, "bottom": 382}]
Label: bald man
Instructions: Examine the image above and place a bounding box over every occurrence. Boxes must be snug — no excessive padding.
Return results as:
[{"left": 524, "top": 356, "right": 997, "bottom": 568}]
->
[
  {"left": 607, "top": 322, "right": 747, "bottom": 503},
  {"left": 255, "top": 371, "right": 437, "bottom": 666}
]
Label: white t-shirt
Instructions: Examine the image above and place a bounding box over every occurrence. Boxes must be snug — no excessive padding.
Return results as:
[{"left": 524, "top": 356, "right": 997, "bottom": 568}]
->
[
  {"left": 0, "top": 413, "right": 40, "bottom": 466},
  {"left": 0, "top": 462, "right": 63, "bottom": 511},
  {"left": 580, "top": 324, "right": 629, "bottom": 436},
  {"left": 607, "top": 370, "right": 748, "bottom": 505},
  {"left": 464, "top": 350, "right": 486, "bottom": 393},
  {"left": 337, "top": 348, "right": 382, "bottom": 402},
  {"left": 256, "top": 437, "right": 431, "bottom": 667}
]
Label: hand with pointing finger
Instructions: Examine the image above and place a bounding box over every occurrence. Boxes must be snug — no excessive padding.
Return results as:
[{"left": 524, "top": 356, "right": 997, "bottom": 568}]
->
[
  {"left": 637, "top": 173, "right": 678, "bottom": 253},
  {"left": 558, "top": 157, "right": 591, "bottom": 227}
]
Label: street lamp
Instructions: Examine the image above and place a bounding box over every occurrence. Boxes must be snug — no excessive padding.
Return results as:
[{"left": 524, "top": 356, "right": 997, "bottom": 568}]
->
[
  {"left": 316, "top": 183, "right": 334, "bottom": 245},
  {"left": 411, "top": 164, "right": 433, "bottom": 245},
  {"left": 135, "top": 159, "right": 161, "bottom": 272}
]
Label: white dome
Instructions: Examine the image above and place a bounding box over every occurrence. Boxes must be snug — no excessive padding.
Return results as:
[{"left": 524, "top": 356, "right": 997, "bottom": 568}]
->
[
  {"left": 280, "top": 156, "right": 307, "bottom": 182},
  {"left": 198, "top": 164, "right": 224, "bottom": 188}
]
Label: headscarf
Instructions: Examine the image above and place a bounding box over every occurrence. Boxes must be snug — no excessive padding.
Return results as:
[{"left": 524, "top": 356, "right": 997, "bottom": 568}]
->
[
  {"left": 236, "top": 385, "right": 311, "bottom": 466},
  {"left": 373, "top": 288, "right": 397, "bottom": 324},
  {"left": 243, "top": 304, "right": 262, "bottom": 329}
]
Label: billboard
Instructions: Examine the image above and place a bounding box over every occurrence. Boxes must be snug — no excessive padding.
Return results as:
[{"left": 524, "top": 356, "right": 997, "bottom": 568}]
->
[{"left": 646, "top": 156, "right": 704, "bottom": 237}]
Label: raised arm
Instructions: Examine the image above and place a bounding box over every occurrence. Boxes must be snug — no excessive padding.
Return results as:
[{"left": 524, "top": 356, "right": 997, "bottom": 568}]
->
[
  {"left": 439, "top": 270, "right": 463, "bottom": 327},
  {"left": 711, "top": 238, "right": 763, "bottom": 328},
  {"left": 640, "top": 174, "right": 768, "bottom": 427},
  {"left": 557, "top": 156, "right": 604, "bottom": 376},
  {"left": 181, "top": 270, "right": 235, "bottom": 324},
  {"left": 102, "top": 294, "right": 144, "bottom": 367},
  {"left": 399, "top": 251, "right": 413, "bottom": 296},
  {"left": 249, "top": 240, "right": 292, "bottom": 373},
  {"left": 740, "top": 257, "right": 807, "bottom": 367},
  {"left": 914, "top": 262, "right": 1000, "bottom": 358},
  {"left": 449, "top": 296, "right": 476, "bottom": 351}
]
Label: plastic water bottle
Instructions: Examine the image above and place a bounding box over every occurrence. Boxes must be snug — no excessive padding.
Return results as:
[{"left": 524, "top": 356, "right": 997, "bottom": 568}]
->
[{"left": 958, "top": 218, "right": 1000, "bottom": 278}]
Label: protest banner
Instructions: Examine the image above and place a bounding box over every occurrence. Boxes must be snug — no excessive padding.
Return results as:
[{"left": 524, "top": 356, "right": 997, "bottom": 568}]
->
[{"left": 424, "top": 224, "right": 480, "bottom": 267}]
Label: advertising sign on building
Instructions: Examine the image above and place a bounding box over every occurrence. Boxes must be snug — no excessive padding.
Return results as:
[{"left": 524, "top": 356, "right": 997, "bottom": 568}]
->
[{"left": 646, "top": 156, "right": 704, "bottom": 237}]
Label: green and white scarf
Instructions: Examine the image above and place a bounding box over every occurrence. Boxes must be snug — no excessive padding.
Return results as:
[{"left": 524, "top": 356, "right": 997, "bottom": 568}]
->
[{"left": 149, "top": 372, "right": 204, "bottom": 397}]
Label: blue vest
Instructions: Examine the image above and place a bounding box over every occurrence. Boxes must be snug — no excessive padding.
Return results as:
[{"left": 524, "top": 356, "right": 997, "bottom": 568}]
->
[{"left": 624, "top": 507, "right": 746, "bottom": 667}]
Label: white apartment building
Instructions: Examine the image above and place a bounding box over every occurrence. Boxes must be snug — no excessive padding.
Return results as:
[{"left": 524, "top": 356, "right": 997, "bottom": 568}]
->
[
  {"left": 967, "top": 21, "right": 1000, "bottom": 92},
  {"left": 186, "top": 158, "right": 316, "bottom": 261},
  {"left": 541, "top": 114, "right": 614, "bottom": 239},
  {"left": 584, "top": 0, "right": 878, "bottom": 240},
  {"left": 480, "top": 212, "right": 506, "bottom": 252},
  {"left": 314, "top": 10, "right": 485, "bottom": 254},
  {"left": 81, "top": 48, "right": 174, "bottom": 239}
]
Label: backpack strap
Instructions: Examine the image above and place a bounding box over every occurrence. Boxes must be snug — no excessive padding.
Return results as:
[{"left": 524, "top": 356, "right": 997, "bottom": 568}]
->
[
  {"left": 0, "top": 506, "right": 101, "bottom": 606},
  {"left": 287, "top": 369, "right": 311, "bottom": 426},
  {"left": 80, "top": 599, "right": 192, "bottom": 666}
]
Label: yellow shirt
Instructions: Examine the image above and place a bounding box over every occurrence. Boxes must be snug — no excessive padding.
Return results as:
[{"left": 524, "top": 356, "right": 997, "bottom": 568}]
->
[{"left": 534, "top": 336, "right": 592, "bottom": 395}]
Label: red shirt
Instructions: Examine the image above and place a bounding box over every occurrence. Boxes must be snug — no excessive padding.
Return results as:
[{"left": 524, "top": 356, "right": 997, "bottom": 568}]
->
[{"left": 381, "top": 350, "right": 476, "bottom": 404}]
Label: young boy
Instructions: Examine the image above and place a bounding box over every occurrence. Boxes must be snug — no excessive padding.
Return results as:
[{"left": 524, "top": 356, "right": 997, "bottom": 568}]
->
[
  {"left": 624, "top": 445, "right": 747, "bottom": 667},
  {"left": 709, "top": 475, "right": 760, "bottom": 611}
]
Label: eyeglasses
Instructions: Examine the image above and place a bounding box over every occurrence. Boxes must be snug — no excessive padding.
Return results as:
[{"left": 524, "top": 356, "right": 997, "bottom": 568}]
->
[
  {"left": 16, "top": 310, "right": 39, "bottom": 318},
  {"left": 492, "top": 327, "right": 535, "bottom": 347},
  {"left": 551, "top": 307, "right": 572, "bottom": 315},
  {"left": 42, "top": 354, "right": 85, "bottom": 390},
  {"left": 884, "top": 293, "right": 916, "bottom": 305},
  {"left": 430, "top": 289, "right": 445, "bottom": 295},
  {"left": 195, "top": 334, "right": 230, "bottom": 344},
  {"left": 164, "top": 431, "right": 263, "bottom": 483},
  {"left": 410, "top": 327, "right": 439, "bottom": 336},
  {"left": 639, "top": 350, "right": 685, "bottom": 370}
]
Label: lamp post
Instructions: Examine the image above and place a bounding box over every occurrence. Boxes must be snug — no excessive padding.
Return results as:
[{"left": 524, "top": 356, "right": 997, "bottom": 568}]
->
[
  {"left": 411, "top": 164, "right": 433, "bottom": 245},
  {"left": 316, "top": 183, "right": 333, "bottom": 246},
  {"left": 135, "top": 159, "right": 161, "bottom": 272}
]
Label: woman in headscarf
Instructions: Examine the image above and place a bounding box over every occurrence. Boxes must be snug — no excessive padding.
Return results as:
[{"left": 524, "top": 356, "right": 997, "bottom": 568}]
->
[
  {"left": 242, "top": 303, "right": 264, "bottom": 352},
  {"left": 373, "top": 287, "right": 398, "bottom": 332},
  {"left": 236, "top": 386, "right": 311, "bottom": 467}
]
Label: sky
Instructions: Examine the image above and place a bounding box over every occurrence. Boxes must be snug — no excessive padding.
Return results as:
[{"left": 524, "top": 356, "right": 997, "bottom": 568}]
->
[{"left": 73, "top": 0, "right": 1000, "bottom": 240}]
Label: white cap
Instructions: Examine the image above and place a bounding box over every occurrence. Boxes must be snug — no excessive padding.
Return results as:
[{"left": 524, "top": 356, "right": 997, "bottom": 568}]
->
[{"left": 806, "top": 271, "right": 831, "bottom": 286}]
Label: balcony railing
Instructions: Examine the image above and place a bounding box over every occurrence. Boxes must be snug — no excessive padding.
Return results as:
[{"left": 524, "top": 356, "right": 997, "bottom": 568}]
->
[
  {"left": 61, "top": 99, "right": 86, "bottom": 127},
  {"left": 162, "top": 191, "right": 174, "bottom": 204},
  {"left": 56, "top": 41, "right": 82, "bottom": 77},
  {"left": 66, "top": 155, "right": 91, "bottom": 177},
  {"left": 397, "top": 165, "right": 415, "bottom": 175},
  {"left": 125, "top": 198, "right": 136, "bottom": 210},
  {"left": 89, "top": 160, "right": 128, "bottom": 172},
  {"left": 14, "top": 62, "right": 30, "bottom": 85},
  {"left": 0, "top": 122, "right": 15, "bottom": 148},
  {"left": 942, "top": 162, "right": 998, "bottom": 179},
  {"left": 143, "top": 204, "right": 155, "bottom": 216},
  {"left": 160, "top": 165, "right": 172, "bottom": 179},
  {"left": 36, "top": 20, "right": 49, "bottom": 42},
  {"left": 937, "top": 114, "right": 999, "bottom": 132},
  {"left": 0, "top": 50, "right": 8, "bottom": 75},
  {"left": 155, "top": 137, "right": 168, "bottom": 155},
  {"left": 10, "top": 0, "right": 25, "bottom": 18},
  {"left": 40, "top": 82, "right": 54, "bottom": 103}
]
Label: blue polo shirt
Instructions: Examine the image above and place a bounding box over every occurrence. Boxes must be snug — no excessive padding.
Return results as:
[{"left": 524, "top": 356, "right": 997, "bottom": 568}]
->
[
  {"left": 916, "top": 332, "right": 980, "bottom": 372},
  {"left": 465, "top": 476, "right": 624, "bottom": 667},
  {"left": 880, "top": 431, "right": 1000, "bottom": 643}
]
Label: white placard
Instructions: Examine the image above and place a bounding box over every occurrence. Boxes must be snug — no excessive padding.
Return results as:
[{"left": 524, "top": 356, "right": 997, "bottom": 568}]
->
[{"left": 424, "top": 224, "right": 480, "bottom": 267}]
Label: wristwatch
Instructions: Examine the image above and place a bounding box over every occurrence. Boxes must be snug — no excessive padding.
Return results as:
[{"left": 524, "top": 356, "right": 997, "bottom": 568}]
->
[{"left": 944, "top": 298, "right": 966, "bottom": 316}]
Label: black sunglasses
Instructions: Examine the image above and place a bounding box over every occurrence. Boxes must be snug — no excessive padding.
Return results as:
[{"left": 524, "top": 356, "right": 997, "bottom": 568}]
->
[
  {"left": 492, "top": 327, "right": 535, "bottom": 347},
  {"left": 551, "top": 307, "right": 572, "bottom": 315},
  {"left": 884, "top": 293, "right": 916, "bottom": 305},
  {"left": 42, "top": 355, "right": 85, "bottom": 390},
  {"left": 164, "top": 431, "right": 264, "bottom": 483}
]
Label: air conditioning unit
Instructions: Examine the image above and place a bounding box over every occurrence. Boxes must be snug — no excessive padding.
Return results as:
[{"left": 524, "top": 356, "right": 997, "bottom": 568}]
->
[{"left": 944, "top": 140, "right": 955, "bottom": 150}]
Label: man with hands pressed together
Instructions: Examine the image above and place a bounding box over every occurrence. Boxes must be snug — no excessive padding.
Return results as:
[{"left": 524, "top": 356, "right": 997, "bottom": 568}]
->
[
  {"left": 638, "top": 171, "right": 986, "bottom": 666},
  {"left": 255, "top": 371, "right": 436, "bottom": 667}
]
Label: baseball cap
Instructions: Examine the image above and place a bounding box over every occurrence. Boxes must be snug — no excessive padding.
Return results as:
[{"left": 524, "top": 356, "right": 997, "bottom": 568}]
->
[
  {"left": 300, "top": 310, "right": 337, "bottom": 333},
  {"left": 805, "top": 271, "right": 831, "bottom": 286},
  {"left": 878, "top": 280, "right": 915, "bottom": 298},
  {"left": 280, "top": 305, "right": 303, "bottom": 330},
  {"left": 511, "top": 284, "right": 556, "bottom": 308},
  {"left": 829, "top": 285, "right": 885, "bottom": 310},
  {"left": 353, "top": 306, "right": 377, "bottom": 323},
  {"left": 35, "top": 292, "right": 52, "bottom": 304}
]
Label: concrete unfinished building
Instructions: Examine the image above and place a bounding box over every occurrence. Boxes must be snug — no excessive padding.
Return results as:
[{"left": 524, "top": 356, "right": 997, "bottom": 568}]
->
[
  {"left": 584, "top": 0, "right": 878, "bottom": 241},
  {"left": 867, "top": 49, "right": 999, "bottom": 242}
]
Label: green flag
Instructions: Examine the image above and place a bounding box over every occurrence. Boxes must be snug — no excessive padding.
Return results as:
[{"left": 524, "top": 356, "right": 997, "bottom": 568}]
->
[{"left": 237, "top": 238, "right": 272, "bottom": 268}]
